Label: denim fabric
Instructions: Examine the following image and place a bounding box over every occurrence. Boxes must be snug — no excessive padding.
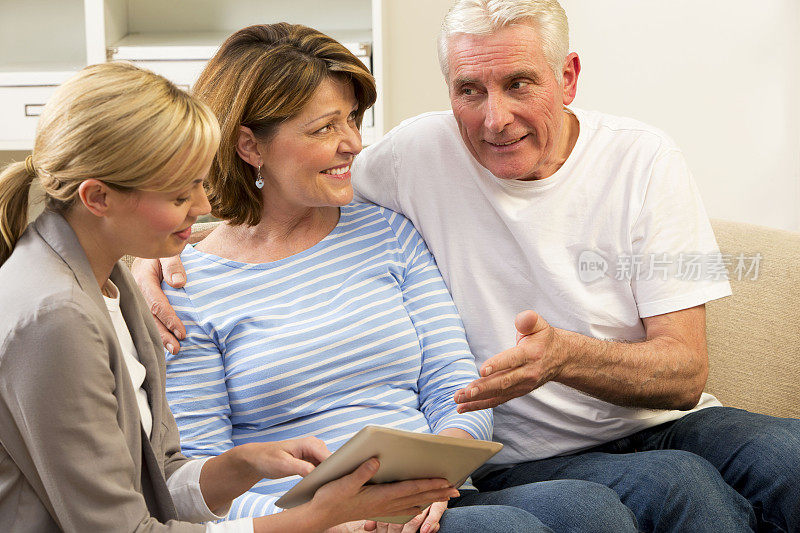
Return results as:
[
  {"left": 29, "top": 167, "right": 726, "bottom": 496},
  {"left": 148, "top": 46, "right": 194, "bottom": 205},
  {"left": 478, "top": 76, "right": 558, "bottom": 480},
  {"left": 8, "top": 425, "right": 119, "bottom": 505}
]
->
[
  {"left": 476, "top": 407, "right": 800, "bottom": 532},
  {"left": 440, "top": 503, "right": 553, "bottom": 532},
  {"left": 446, "top": 480, "right": 638, "bottom": 532}
]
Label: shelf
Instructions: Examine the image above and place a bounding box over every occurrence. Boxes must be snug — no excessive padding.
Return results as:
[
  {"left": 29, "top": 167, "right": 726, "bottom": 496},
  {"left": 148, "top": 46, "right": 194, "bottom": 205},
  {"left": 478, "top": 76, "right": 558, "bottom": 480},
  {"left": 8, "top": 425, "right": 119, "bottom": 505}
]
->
[
  {"left": 0, "top": 0, "right": 86, "bottom": 81},
  {"left": 110, "top": 29, "right": 372, "bottom": 61},
  {"left": 110, "top": 32, "right": 226, "bottom": 61},
  {"left": 0, "top": 69, "right": 77, "bottom": 87},
  {"left": 0, "top": 0, "right": 383, "bottom": 152}
]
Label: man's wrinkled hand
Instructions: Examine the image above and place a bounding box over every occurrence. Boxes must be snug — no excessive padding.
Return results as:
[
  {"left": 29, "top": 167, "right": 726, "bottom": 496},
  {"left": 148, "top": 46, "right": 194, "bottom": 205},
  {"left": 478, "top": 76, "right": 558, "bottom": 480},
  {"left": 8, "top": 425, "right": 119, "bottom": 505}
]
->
[
  {"left": 131, "top": 255, "right": 187, "bottom": 353},
  {"left": 454, "top": 310, "right": 562, "bottom": 412}
]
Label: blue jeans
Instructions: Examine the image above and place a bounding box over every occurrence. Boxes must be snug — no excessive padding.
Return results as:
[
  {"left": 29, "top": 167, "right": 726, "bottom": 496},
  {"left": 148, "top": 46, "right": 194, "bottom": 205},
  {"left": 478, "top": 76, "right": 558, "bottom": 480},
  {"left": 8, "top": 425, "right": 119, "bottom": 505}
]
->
[
  {"left": 475, "top": 407, "right": 800, "bottom": 532},
  {"left": 442, "top": 479, "right": 638, "bottom": 532}
]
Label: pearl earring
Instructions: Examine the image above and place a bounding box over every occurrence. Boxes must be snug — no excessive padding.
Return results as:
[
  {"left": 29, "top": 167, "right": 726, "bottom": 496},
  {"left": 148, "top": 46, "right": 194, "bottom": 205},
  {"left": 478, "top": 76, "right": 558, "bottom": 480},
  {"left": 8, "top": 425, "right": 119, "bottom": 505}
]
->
[{"left": 255, "top": 165, "right": 264, "bottom": 189}]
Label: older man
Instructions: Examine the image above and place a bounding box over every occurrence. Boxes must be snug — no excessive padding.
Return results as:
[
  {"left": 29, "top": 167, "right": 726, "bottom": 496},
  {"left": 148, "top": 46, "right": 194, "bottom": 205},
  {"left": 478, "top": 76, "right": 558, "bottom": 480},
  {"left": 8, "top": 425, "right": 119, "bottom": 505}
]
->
[
  {"left": 350, "top": 1, "right": 799, "bottom": 532},
  {"left": 138, "top": 1, "right": 799, "bottom": 531}
]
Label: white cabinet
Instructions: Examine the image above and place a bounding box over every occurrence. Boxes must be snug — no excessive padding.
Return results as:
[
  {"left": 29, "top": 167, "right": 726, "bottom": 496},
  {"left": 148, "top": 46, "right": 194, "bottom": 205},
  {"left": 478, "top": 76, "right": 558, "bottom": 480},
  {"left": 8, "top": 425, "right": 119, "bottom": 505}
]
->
[
  {"left": 0, "top": 0, "right": 383, "bottom": 150},
  {"left": 0, "top": 1, "right": 86, "bottom": 150},
  {"left": 0, "top": 84, "right": 63, "bottom": 150}
]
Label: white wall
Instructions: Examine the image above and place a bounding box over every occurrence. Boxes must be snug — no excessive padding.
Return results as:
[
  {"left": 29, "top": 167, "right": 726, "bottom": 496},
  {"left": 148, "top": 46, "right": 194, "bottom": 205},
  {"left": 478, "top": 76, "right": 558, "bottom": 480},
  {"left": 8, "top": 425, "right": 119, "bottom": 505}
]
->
[
  {"left": 560, "top": 1, "right": 800, "bottom": 231},
  {"left": 5, "top": 1, "right": 798, "bottom": 231},
  {"left": 380, "top": 0, "right": 800, "bottom": 231},
  {"left": 379, "top": 0, "right": 452, "bottom": 128},
  {"left": 0, "top": 0, "right": 85, "bottom": 71}
]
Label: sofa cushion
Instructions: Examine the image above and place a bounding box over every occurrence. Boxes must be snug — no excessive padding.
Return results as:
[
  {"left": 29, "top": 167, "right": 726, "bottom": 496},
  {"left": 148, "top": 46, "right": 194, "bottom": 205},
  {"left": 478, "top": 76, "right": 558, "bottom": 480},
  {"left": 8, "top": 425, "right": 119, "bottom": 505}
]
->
[{"left": 706, "top": 219, "right": 800, "bottom": 419}]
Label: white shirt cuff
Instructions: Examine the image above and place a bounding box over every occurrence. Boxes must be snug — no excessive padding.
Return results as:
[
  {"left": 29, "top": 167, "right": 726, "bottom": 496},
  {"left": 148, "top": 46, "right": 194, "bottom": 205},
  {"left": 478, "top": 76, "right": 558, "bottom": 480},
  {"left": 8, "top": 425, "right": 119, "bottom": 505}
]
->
[
  {"left": 205, "top": 518, "right": 254, "bottom": 533},
  {"left": 167, "top": 457, "right": 254, "bottom": 532}
]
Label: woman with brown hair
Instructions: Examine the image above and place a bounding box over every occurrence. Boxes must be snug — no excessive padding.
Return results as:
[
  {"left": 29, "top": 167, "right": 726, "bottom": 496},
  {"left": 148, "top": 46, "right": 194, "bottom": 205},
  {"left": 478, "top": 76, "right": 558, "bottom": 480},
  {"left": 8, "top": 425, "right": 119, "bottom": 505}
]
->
[
  {"left": 0, "top": 61, "right": 460, "bottom": 533},
  {"left": 135, "top": 23, "right": 638, "bottom": 533}
]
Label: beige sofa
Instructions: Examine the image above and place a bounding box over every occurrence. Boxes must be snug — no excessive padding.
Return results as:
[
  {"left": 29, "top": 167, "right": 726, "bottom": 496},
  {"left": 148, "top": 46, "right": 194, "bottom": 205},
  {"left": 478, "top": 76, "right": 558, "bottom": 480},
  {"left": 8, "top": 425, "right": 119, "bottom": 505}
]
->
[
  {"left": 131, "top": 218, "right": 798, "bottom": 419},
  {"left": 705, "top": 219, "right": 800, "bottom": 419}
]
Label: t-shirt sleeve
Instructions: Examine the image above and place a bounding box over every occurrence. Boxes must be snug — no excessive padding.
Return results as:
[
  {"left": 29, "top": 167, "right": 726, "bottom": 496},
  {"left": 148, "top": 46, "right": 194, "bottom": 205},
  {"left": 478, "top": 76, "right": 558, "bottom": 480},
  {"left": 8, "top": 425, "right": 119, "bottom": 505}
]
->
[
  {"left": 351, "top": 135, "right": 403, "bottom": 213},
  {"left": 629, "top": 148, "right": 732, "bottom": 318}
]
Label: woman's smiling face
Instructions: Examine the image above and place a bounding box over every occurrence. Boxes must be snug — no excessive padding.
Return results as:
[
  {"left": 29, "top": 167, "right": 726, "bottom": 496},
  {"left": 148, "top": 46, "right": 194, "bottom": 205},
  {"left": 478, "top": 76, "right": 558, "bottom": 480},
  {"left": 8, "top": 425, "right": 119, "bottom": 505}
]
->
[
  {"left": 110, "top": 172, "right": 212, "bottom": 260},
  {"left": 257, "top": 76, "right": 363, "bottom": 210}
]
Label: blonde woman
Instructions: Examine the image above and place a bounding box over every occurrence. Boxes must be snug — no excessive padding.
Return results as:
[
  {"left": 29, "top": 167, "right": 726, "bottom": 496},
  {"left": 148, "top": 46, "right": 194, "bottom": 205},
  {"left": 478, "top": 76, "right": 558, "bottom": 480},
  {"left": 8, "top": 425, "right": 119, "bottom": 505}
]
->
[{"left": 0, "top": 62, "right": 458, "bottom": 533}]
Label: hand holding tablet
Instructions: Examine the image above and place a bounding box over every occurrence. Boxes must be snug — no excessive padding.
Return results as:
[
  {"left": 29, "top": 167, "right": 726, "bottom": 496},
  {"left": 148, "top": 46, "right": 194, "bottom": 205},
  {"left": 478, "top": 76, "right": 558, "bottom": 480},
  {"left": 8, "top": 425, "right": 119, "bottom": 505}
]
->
[{"left": 276, "top": 426, "right": 503, "bottom": 524}]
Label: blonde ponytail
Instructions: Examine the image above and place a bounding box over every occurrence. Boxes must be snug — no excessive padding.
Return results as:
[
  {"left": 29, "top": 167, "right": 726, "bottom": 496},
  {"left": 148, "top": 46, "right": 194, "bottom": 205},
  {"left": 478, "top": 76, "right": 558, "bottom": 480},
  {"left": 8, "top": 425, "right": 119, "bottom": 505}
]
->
[{"left": 0, "top": 161, "right": 36, "bottom": 265}]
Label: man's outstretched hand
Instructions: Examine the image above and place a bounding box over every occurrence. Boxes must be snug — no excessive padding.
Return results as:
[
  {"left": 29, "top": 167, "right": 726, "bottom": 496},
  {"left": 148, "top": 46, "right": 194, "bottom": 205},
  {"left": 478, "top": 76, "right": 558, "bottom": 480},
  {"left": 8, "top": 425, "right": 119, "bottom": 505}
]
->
[{"left": 454, "top": 310, "right": 563, "bottom": 413}]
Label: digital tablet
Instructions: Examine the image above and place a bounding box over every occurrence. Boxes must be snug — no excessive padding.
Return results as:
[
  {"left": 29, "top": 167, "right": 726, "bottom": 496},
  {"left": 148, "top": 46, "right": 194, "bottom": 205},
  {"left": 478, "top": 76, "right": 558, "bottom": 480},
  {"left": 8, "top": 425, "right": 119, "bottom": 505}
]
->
[{"left": 275, "top": 425, "right": 503, "bottom": 524}]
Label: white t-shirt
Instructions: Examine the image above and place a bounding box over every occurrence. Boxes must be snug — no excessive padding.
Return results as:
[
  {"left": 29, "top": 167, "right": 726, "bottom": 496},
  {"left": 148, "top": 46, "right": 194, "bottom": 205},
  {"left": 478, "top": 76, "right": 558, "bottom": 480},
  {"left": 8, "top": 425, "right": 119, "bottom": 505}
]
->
[
  {"left": 352, "top": 108, "right": 730, "bottom": 466},
  {"left": 102, "top": 280, "right": 153, "bottom": 437}
]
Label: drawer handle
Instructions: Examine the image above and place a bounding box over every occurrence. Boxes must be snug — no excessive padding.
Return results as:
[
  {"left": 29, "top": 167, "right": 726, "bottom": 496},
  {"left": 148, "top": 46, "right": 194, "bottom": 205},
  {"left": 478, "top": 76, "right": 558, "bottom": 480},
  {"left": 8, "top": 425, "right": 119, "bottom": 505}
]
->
[{"left": 24, "top": 104, "right": 45, "bottom": 117}]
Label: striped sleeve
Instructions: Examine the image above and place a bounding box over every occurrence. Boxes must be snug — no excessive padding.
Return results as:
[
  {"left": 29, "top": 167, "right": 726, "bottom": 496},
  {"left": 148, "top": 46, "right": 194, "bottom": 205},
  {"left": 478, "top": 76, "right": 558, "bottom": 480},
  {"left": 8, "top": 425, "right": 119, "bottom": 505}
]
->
[
  {"left": 227, "top": 490, "right": 280, "bottom": 520},
  {"left": 163, "top": 285, "right": 281, "bottom": 518},
  {"left": 383, "top": 210, "right": 493, "bottom": 440}
]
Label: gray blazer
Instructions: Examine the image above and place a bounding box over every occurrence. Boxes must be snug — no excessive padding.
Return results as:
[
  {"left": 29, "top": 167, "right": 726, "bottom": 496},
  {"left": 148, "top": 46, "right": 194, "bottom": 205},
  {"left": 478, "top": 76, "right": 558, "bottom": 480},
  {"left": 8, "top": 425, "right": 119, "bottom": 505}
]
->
[{"left": 0, "top": 210, "right": 204, "bottom": 532}]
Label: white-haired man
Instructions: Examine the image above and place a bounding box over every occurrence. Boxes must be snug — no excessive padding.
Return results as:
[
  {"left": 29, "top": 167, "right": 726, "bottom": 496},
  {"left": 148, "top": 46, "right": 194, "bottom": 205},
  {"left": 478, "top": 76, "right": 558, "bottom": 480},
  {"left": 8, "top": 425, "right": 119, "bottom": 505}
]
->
[
  {"left": 351, "top": 1, "right": 799, "bottom": 531},
  {"left": 137, "top": 1, "right": 799, "bottom": 531}
]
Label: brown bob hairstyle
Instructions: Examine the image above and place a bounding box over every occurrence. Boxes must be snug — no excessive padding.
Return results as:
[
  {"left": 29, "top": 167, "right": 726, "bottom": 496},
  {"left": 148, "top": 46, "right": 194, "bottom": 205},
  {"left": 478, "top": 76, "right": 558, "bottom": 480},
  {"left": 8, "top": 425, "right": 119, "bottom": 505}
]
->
[{"left": 193, "top": 23, "right": 377, "bottom": 226}]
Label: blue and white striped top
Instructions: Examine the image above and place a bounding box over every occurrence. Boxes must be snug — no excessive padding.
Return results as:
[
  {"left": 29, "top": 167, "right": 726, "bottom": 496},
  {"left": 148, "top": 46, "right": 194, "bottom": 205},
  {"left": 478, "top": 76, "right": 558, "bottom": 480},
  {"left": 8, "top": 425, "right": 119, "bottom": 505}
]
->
[{"left": 163, "top": 203, "right": 492, "bottom": 519}]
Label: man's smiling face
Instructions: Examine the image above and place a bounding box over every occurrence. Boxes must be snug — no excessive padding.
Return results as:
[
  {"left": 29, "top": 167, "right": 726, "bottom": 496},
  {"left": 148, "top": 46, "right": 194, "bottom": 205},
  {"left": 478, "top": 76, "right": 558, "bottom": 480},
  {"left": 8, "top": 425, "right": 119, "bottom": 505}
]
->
[{"left": 447, "top": 24, "right": 576, "bottom": 181}]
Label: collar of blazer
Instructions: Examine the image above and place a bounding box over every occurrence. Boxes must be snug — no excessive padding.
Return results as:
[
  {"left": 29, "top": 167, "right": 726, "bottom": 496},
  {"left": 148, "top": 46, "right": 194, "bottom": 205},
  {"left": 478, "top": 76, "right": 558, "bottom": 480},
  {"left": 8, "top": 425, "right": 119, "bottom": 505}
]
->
[
  {"left": 32, "top": 209, "right": 166, "bottom": 440},
  {"left": 34, "top": 209, "right": 107, "bottom": 317}
]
